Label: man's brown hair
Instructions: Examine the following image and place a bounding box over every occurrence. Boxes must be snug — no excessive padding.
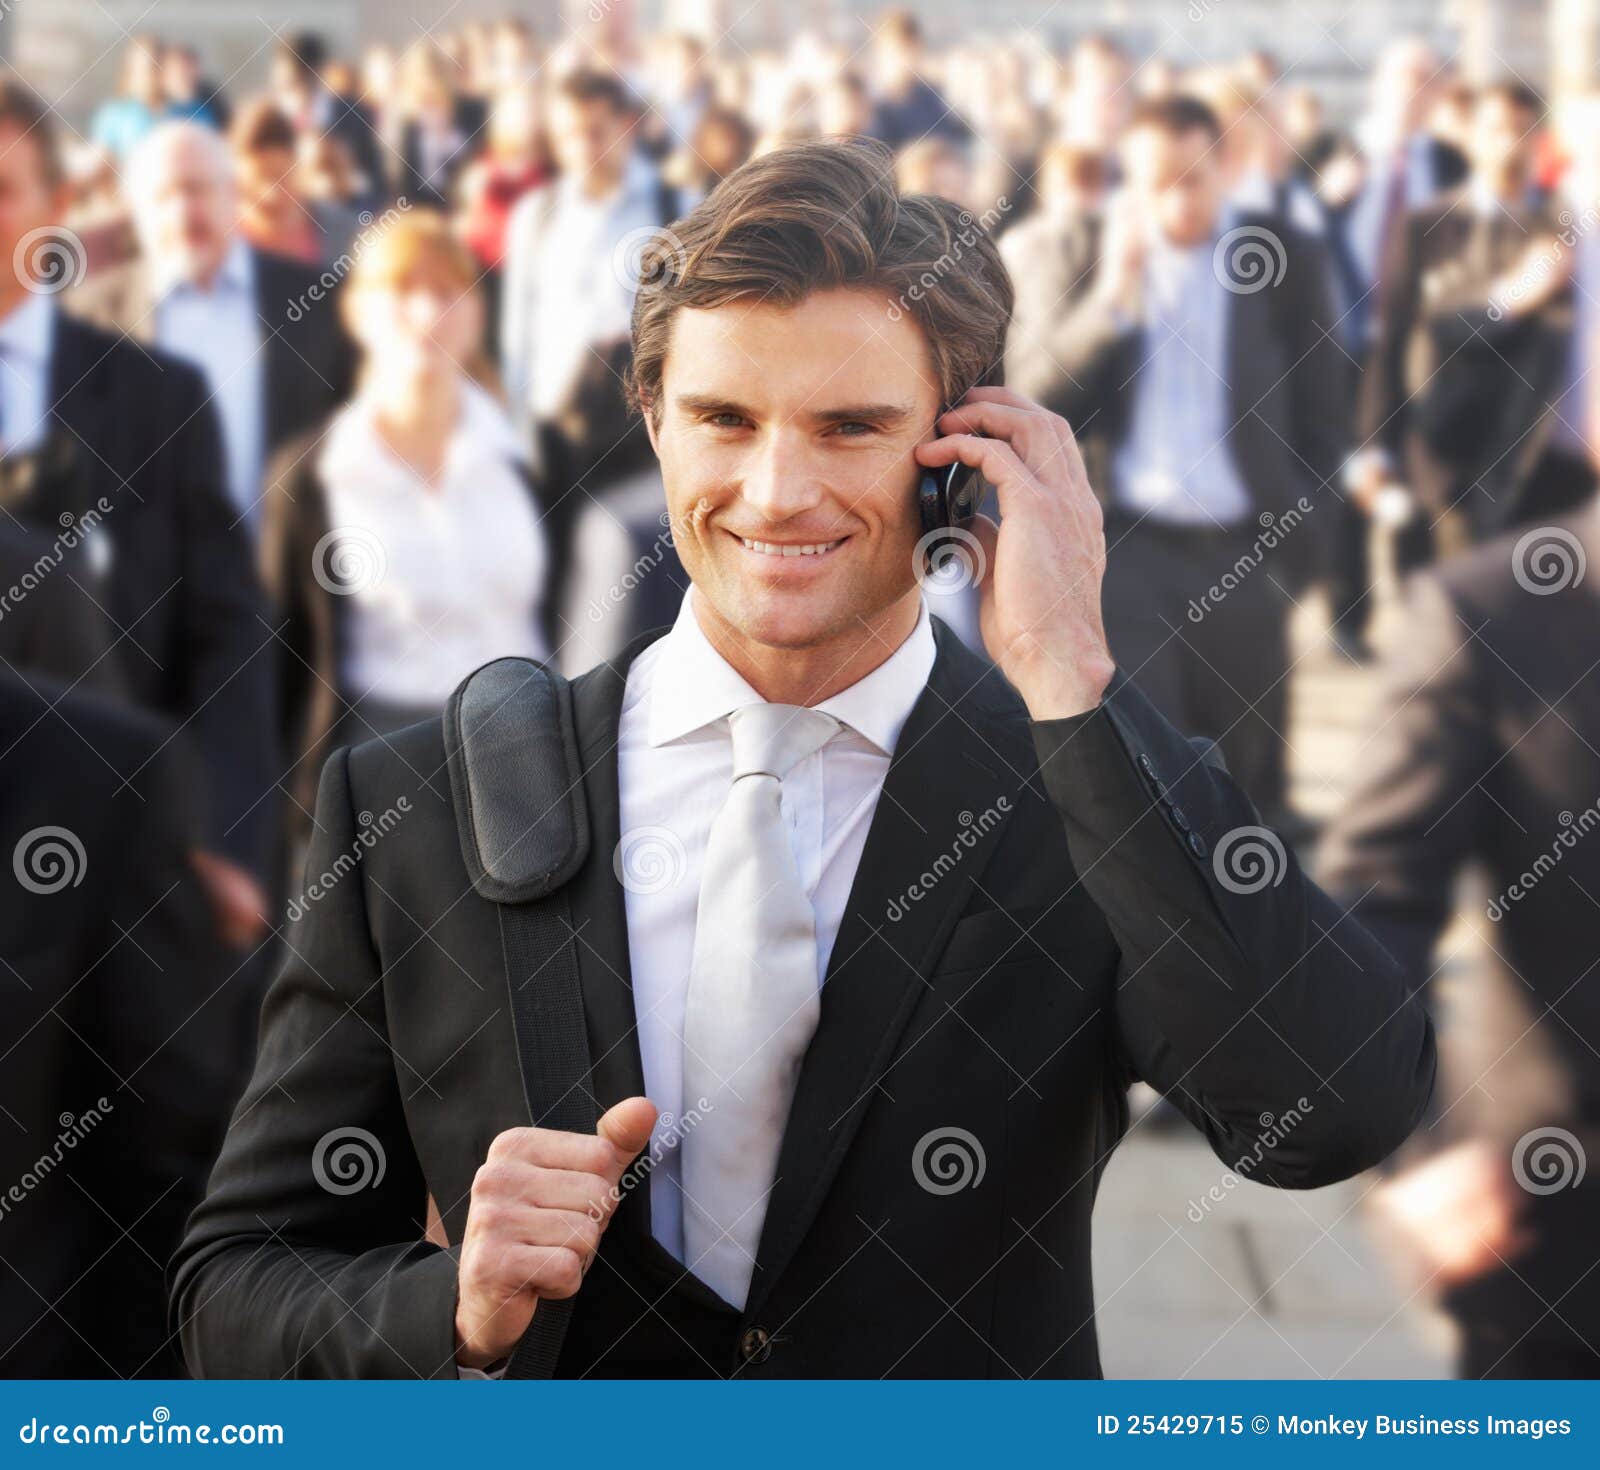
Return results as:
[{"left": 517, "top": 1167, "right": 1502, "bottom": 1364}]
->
[
  {"left": 0, "top": 80, "right": 63, "bottom": 190},
  {"left": 628, "top": 138, "right": 1013, "bottom": 422}
]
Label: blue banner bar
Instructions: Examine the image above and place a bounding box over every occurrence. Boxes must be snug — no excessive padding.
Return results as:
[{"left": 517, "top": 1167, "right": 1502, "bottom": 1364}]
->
[{"left": 1, "top": 1382, "right": 1596, "bottom": 1466}]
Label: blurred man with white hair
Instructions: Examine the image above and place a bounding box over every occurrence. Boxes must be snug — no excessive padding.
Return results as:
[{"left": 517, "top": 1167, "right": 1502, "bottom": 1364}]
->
[{"left": 72, "top": 120, "right": 351, "bottom": 532}]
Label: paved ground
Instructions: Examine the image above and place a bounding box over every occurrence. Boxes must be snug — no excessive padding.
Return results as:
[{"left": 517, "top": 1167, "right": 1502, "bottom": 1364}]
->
[{"left": 1091, "top": 585, "right": 1461, "bottom": 1379}]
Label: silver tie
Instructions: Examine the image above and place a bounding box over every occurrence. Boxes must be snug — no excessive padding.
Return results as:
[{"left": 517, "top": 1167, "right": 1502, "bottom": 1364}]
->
[{"left": 679, "top": 702, "right": 839, "bottom": 1308}]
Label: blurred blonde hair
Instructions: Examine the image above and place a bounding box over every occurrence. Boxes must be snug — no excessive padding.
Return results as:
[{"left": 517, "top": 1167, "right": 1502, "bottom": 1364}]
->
[{"left": 342, "top": 209, "right": 498, "bottom": 390}]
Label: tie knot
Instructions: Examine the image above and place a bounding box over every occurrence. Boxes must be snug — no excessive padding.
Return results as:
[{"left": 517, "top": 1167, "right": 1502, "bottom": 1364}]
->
[{"left": 728, "top": 703, "right": 838, "bottom": 783}]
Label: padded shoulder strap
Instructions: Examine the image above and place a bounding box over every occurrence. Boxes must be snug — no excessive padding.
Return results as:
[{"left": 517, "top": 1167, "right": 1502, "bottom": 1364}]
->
[{"left": 445, "top": 657, "right": 590, "bottom": 904}]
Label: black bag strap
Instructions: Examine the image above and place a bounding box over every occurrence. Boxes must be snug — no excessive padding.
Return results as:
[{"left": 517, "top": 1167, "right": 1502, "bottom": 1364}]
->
[{"left": 444, "top": 657, "right": 595, "bottom": 1380}]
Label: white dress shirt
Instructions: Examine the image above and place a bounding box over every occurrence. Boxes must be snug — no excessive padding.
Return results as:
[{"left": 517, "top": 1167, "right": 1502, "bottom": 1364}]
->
[
  {"left": 318, "top": 379, "right": 551, "bottom": 706},
  {"left": 616, "top": 592, "right": 937, "bottom": 1264},
  {"left": 0, "top": 293, "right": 56, "bottom": 455},
  {"left": 501, "top": 151, "right": 664, "bottom": 423},
  {"left": 154, "top": 238, "right": 266, "bottom": 528},
  {"left": 1111, "top": 229, "right": 1254, "bottom": 527}
]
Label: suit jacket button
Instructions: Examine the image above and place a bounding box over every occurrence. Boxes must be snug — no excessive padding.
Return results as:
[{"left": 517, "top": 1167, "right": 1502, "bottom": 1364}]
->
[
  {"left": 1136, "top": 753, "right": 1158, "bottom": 786},
  {"left": 1171, "top": 806, "right": 1192, "bottom": 833},
  {"left": 740, "top": 1326, "right": 772, "bottom": 1364},
  {"left": 1187, "top": 831, "right": 1209, "bottom": 859}
]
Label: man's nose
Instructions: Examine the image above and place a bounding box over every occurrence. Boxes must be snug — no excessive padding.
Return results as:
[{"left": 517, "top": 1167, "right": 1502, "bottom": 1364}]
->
[{"left": 739, "top": 433, "right": 826, "bottom": 522}]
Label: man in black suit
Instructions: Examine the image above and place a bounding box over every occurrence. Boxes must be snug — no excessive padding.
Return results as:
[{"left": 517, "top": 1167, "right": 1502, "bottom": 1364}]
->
[
  {"left": 1007, "top": 96, "right": 1347, "bottom": 826},
  {"left": 70, "top": 120, "right": 354, "bottom": 536},
  {"left": 0, "top": 82, "right": 276, "bottom": 939},
  {"left": 1352, "top": 83, "right": 1591, "bottom": 572},
  {"left": 1320, "top": 500, "right": 1600, "bottom": 1377},
  {"left": 0, "top": 668, "right": 246, "bottom": 1376},
  {"left": 173, "top": 139, "right": 1433, "bottom": 1380}
]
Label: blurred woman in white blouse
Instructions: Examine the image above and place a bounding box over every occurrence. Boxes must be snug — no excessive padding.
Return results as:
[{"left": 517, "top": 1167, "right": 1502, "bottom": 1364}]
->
[{"left": 259, "top": 210, "right": 551, "bottom": 848}]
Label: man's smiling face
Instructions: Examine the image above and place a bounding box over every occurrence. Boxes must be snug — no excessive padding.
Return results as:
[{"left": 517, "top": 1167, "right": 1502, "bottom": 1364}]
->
[{"left": 648, "top": 286, "right": 940, "bottom": 653}]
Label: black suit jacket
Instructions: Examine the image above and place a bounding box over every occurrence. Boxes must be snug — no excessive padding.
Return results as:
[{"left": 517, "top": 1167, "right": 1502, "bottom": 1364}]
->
[
  {"left": 0, "top": 673, "right": 243, "bottom": 1376},
  {"left": 1358, "top": 189, "right": 1574, "bottom": 534},
  {"left": 69, "top": 244, "right": 356, "bottom": 477},
  {"left": 21, "top": 312, "right": 278, "bottom": 875},
  {"left": 1319, "top": 504, "right": 1600, "bottom": 1344},
  {"left": 1016, "top": 211, "right": 1348, "bottom": 585},
  {"left": 172, "top": 624, "right": 1434, "bottom": 1378}
]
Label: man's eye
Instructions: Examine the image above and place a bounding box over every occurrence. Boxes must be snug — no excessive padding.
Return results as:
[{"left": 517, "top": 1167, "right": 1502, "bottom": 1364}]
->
[
  {"left": 708, "top": 413, "right": 746, "bottom": 429},
  {"left": 831, "top": 421, "right": 875, "bottom": 437}
]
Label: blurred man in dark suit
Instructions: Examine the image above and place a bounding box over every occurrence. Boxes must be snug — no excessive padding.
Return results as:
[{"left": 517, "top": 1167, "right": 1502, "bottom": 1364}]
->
[
  {"left": 1008, "top": 96, "right": 1345, "bottom": 826},
  {"left": 1322, "top": 445, "right": 1600, "bottom": 1373},
  {"left": 1352, "top": 83, "right": 1590, "bottom": 573},
  {"left": 70, "top": 120, "right": 354, "bottom": 536},
  {"left": 0, "top": 81, "right": 276, "bottom": 944},
  {"left": 0, "top": 521, "right": 120, "bottom": 693}
]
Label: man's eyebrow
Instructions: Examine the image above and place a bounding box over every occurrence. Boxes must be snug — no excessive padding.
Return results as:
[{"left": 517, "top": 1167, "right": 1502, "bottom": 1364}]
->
[
  {"left": 674, "top": 393, "right": 751, "bottom": 416},
  {"left": 672, "top": 395, "right": 920, "bottom": 426}
]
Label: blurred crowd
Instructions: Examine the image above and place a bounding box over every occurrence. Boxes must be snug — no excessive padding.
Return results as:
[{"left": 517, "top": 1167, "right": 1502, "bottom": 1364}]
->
[{"left": 3, "top": 8, "right": 1600, "bottom": 1380}]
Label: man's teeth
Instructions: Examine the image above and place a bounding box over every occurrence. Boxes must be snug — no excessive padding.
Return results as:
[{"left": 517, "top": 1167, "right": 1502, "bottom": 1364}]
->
[{"left": 741, "top": 538, "right": 843, "bottom": 557}]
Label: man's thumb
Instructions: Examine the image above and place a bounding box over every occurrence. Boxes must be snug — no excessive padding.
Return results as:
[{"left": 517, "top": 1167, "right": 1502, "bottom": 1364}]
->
[{"left": 597, "top": 1095, "right": 658, "bottom": 1169}]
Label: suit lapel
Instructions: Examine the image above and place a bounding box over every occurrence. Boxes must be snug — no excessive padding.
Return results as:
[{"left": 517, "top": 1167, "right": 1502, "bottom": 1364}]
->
[
  {"left": 251, "top": 249, "right": 296, "bottom": 453},
  {"left": 742, "top": 623, "right": 1031, "bottom": 1320}
]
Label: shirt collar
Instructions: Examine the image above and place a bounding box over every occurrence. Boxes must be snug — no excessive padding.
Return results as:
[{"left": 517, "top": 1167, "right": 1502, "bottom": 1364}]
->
[
  {"left": 0, "top": 292, "right": 55, "bottom": 366},
  {"left": 319, "top": 378, "right": 528, "bottom": 486},
  {"left": 154, "top": 235, "right": 253, "bottom": 303},
  {"left": 646, "top": 591, "right": 937, "bottom": 757}
]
